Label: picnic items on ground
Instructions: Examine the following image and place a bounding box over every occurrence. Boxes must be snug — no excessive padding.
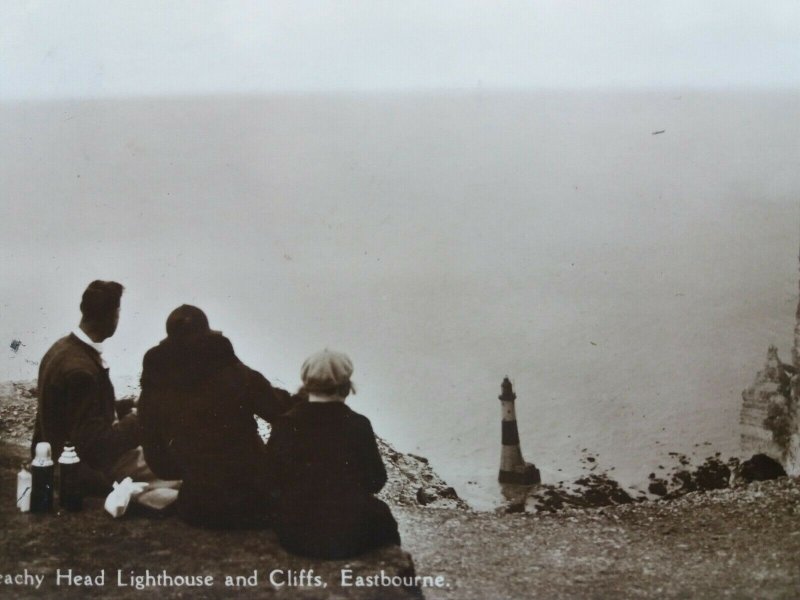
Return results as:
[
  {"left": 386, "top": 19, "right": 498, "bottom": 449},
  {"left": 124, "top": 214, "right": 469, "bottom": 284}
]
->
[
  {"left": 58, "top": 443, "right": 83, "bottom": 511},
  {"left": 104, "top": 477, "right": 148, "bottom": 518},
  {"left": 16, "top": 464, "right": 31, "bottom": 512},
  {"left": 30, "top": 442, "right": 54, "bottom": 513}
]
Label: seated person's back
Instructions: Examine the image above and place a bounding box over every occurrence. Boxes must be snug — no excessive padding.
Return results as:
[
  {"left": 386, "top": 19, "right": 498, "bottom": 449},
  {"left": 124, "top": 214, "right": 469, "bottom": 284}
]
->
[
  {"left": 139, "top": 305, "right": 296, "bottom": 527},
  {"left": 265, "top": 349, "right": 400, "bottom": 558}
]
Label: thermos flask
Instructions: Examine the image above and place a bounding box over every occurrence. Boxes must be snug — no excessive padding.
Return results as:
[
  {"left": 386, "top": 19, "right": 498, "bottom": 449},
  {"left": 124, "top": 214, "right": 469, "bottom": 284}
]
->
[
  {"left": 16, "top": 464, "right": 31, "bottom": 512},
  {"left": 58, "top": 443, "right": 83, "bottom": 511},
  {"left": 30, "top": 442, "right": 54, "bottom": 513}
]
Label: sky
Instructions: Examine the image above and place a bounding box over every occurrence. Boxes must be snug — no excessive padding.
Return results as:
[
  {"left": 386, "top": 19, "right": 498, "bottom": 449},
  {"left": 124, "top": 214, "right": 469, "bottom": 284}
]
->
[{"left": 2, "top": 1, "right": 800, "bottom": 100}]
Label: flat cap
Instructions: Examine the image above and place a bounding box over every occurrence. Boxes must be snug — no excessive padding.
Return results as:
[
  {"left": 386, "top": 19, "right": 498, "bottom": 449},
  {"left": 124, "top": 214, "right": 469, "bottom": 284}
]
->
[{"left": 301, "top": 349, "right": 353, "bottom": 394}]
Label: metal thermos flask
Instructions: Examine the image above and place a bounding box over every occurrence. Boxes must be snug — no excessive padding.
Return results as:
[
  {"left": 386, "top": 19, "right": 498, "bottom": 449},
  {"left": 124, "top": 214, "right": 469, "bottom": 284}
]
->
[
  {"left": 30, "top": 442, "right": 54, "bottom": 513},
  {"left": 16, "top": 464, "right": 31, "bottom": 512},
  {"left": 58, "top": 443, "right": 83, "bottom": 511}
]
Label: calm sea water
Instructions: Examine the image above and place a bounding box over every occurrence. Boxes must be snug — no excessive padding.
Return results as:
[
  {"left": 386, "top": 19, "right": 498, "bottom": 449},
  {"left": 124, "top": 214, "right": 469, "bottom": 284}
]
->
[{"left": 2, "top": 92, "right": 798, "bottom": 508}]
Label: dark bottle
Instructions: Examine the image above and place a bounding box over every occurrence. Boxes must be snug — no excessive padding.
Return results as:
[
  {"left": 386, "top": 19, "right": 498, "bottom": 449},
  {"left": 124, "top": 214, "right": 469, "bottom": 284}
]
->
[
  {"left": 30, "top": 442, "right": 54, "bottom": 513},
  {"left": 58, "top": 443, "right": 83, "bottom": 511}
]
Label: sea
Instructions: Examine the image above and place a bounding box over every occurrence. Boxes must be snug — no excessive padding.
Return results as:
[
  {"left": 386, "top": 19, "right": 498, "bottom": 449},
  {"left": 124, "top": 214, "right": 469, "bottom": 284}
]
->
[{"left": 2, "top": 91, "right": 798, "bottom": 509}]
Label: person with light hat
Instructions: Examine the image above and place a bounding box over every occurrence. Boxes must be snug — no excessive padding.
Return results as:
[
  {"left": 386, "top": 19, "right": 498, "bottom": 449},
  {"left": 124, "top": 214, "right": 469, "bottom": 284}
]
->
[{"left": 264, "top": 349, "right": 401, "bottom": 558}]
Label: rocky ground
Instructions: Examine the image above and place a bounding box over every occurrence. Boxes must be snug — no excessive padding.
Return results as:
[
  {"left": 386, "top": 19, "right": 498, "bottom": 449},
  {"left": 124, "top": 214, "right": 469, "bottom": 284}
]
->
[
  {"left": 0, "top": 380, "right": 37, "bottom": 446},
  {"left": 397, "top": 477, "right": 800, "bottom": 599},
  {"left": 3, "top": 381, "right": 800, "bottom": 598}
]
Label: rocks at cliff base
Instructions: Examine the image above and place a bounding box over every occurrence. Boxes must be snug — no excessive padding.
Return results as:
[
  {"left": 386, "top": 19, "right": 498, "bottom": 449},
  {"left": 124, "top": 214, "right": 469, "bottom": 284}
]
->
[
  {"left": 507, "top": 450, "right": 786, "bottom": 514},
  {"left": 522, "top": 473, "right": 636, "bottom": 513},
  {"left": 650, "top": 455, "right": 734, "bottom": 500},
  {"left": 695, "top": 457, "right": 731, "bottom": 490},
  {"left": 376, "top": 437, "right": 469, "bottom": 510},
  {"left": 647, "top": 481, "right": 668, "bottom": 496},
  {"left": 736, "top": 453, "right": 787, "bottom": 482},
  {"left": 647, "top": 455, "right": 738, "bottom": 500},
  {"left": 415, "top": 485, "right": 459, "bottom": 506}
]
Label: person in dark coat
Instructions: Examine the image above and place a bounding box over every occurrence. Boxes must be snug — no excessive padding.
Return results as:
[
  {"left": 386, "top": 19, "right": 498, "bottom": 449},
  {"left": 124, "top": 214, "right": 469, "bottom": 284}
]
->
[
  {"left": 138, "top": 304, "right": 299, "bottom": 528},
  {"left": 32, "top": 280, "right": 141, "bottom": 495},
  {"left": 264, "top": 349, "right": 401, "bottom": 558}
]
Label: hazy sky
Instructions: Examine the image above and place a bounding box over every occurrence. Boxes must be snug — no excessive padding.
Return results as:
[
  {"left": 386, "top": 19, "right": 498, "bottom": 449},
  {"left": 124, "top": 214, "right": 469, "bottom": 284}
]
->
[{"left": 2, "top": 1, "right": 799, "bottom": 99}]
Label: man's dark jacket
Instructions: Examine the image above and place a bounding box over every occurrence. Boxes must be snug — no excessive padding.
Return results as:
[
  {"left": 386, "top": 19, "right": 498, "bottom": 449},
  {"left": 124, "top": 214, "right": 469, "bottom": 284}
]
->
[
  {"left": 138, "top": 331, "right": 297, "bottom": 527},
  {"left": 264, "top": 402, "right": 400, "bottom": 558},
  {"left": 32, "top": 334, "right": 140, "bottom": 493}
]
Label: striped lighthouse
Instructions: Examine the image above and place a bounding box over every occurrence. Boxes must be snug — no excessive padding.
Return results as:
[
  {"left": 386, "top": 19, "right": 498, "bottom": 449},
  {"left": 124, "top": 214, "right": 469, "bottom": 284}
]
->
[{"left": 498, "top": 377, "right": 540, "bottom": 485}]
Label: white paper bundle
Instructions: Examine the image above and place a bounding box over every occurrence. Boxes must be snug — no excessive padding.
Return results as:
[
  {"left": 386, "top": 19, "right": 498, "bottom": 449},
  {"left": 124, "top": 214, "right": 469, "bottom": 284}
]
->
[{"left": 104, "top": 477, "right": 148, "bottom": 518}]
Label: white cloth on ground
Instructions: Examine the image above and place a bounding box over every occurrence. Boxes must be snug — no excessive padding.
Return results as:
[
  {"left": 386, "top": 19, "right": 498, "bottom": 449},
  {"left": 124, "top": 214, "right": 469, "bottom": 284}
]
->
[{"left": 108, "top": 446, "right": 181, "bottom": 511}]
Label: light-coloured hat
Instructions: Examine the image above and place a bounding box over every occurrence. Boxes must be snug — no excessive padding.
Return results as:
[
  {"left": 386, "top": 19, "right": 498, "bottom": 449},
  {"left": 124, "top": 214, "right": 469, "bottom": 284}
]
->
[{"left": 301, "top": 349, "right": 353, "bottom": 394}]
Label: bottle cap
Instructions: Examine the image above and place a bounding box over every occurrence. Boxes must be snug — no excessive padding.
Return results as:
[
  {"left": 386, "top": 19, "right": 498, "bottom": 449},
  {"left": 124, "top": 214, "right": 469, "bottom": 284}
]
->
[
  {"left": 58, "top": 443, "right": 80, "bottom": 465},
  {"left": 32, "top": 442, "right": 54, "bottom": 467}
]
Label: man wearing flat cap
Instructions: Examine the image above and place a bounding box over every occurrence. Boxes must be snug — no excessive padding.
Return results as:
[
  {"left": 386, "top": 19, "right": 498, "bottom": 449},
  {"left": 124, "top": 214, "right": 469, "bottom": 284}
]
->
[{"left": 265, "top": 349, "right": 401, "bottom": 558}]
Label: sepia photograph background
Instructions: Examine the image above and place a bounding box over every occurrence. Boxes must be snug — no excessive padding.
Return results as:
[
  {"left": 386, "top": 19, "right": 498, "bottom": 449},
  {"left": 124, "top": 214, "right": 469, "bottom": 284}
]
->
[{"left": 2, "top": 1, "right": 799, "bottom": 510}]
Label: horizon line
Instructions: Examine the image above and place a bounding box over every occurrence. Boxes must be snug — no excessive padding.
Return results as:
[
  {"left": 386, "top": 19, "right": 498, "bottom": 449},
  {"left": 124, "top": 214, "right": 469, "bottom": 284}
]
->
[{"left": 2, "top": 84, "right": 799, "bottom": 104}]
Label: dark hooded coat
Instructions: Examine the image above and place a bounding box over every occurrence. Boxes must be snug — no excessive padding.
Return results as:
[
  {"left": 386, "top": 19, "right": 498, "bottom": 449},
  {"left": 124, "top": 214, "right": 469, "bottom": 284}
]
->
[
  {"left": 264, "top": 402, "right": 400, "bottom": 558},
  {"left": 138, "top": 331, "right": 297, "bottom": 527}
]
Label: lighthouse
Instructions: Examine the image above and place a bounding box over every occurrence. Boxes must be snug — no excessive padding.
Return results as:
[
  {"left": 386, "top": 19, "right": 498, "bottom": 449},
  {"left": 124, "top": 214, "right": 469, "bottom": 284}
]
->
[{"left": 498, "top": 377, "right": 540, "bottom": 485}]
